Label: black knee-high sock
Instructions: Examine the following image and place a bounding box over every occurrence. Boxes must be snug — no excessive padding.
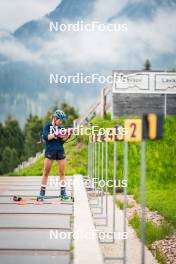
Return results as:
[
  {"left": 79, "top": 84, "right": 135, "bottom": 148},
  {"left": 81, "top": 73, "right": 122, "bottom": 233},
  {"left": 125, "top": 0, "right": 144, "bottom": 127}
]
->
[
  {"left": 40, "top": 185, "right": 46, "bottom": 196},
  {"left": 61, "top": 187, "right": 66, "bottom": 196}
]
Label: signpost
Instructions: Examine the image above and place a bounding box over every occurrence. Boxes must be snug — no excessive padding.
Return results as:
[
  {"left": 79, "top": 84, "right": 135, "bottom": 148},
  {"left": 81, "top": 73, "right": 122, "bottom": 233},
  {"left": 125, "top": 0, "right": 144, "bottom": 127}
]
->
[
  {"left": 112, "top": 71, "right": 176, "bottom": 94},
  {"left": 111, "top": 71, "right": 176, "bottom": 119}
]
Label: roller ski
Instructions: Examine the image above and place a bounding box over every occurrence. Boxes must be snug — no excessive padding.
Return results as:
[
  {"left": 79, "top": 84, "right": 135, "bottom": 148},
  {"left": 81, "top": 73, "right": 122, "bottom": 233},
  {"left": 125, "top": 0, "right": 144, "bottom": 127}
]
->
[
  {"left": 13, "top": 195, "right": 44, "bottom": 205},
  {"left": 13, "top": 194, "right": 74, "bottom": 205},
  {"left": 13, "top": 195, "right": 59, "bottom": 202},
  {"left": 13, "top": 195, "right": 57, "bottom": 205},
  {"left": 35, "top": 195, "right": 44, "bottom": 204},
  {"left": 13, "top": 196, "right": 37, "bottom": 202},
  {"left": 59, "top": 193, "right": 74, "bottom": 202}
]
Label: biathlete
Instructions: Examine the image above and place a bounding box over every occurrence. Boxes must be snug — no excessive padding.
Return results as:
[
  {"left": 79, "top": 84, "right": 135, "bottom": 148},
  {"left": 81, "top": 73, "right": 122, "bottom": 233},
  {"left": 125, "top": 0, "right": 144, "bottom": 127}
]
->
[{"left": 38, "top": 109, "right": 71, "bottom": 201}]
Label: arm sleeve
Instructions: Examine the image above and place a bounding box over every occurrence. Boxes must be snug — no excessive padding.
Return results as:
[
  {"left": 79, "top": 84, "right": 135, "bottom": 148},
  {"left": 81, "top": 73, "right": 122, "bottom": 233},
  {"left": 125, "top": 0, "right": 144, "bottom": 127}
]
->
[{"left": 43, "top": 124, "right": 49, "bottom": 141}]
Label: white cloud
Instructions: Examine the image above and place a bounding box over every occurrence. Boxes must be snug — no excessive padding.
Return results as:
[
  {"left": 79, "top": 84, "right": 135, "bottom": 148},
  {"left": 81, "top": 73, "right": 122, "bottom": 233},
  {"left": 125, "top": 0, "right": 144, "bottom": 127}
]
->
[
  {"left": 0, "top": 0, "right": 61, "bottom": 32},
  {"left": 0, "top": 36, "right": 39, "bottom": 62},
  {"left": 1, "top": 0, "right": 176, "bottom": 70},
  {"left": 39, "top": 6, "right": 176, "bottom": 70}
]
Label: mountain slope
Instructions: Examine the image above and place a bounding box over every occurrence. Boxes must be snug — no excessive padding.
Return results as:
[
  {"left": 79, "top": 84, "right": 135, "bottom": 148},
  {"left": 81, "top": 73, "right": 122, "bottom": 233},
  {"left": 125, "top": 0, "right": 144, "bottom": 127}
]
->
[
  {"left": 109, "top": 0, "right": 176, "bottom": 21},
  {"left": 14, "top": 0, "right": 95, "bottom": 42}
]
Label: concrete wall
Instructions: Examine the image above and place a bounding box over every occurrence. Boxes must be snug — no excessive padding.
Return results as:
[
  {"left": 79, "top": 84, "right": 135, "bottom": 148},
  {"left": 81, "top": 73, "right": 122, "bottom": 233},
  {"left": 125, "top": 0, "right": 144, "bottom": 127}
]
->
[{"left": 112, "top": 93, "right": 176, "bottom": 116}]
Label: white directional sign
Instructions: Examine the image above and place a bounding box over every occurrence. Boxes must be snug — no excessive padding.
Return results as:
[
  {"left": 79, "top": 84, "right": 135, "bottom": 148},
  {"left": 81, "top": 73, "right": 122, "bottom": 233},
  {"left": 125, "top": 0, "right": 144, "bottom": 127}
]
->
[
  {"left": 112, "top": 71, "right": 176, "bottom": 94},
  {"left": 155, "top": 74, "right": 176, "bottom": 91}
]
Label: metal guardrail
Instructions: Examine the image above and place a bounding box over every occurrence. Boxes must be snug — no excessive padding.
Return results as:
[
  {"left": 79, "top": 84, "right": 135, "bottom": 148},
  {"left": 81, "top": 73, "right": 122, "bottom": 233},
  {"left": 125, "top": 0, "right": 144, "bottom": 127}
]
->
[
  {"left": 87, "top": 139, "right": 148, "bottom": 264},
  {"left": 14, "top": 152, "right": 43, "bottom": 172}
]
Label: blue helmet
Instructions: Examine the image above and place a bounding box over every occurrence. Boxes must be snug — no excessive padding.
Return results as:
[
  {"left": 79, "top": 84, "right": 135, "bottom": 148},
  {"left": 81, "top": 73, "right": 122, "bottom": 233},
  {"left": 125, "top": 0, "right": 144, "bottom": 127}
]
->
[{"left": 53, "top": 109, "right": 67, "bottom": 121}]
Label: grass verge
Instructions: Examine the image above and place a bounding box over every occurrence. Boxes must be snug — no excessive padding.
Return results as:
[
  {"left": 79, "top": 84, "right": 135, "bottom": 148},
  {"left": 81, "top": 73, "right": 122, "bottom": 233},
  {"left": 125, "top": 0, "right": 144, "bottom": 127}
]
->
[{"left": 129, "top": 214, "right": 174, "bottom": 264}]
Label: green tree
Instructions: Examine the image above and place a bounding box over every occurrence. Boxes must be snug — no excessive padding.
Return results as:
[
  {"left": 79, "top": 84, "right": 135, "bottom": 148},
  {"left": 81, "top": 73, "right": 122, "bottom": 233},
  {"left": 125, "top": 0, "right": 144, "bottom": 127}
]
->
[
  {"left": 0, "top": 118, "right": 23, "bottom": 174},
  {"left": 0, "top": 123, "right": 5, "bottom": 164},
  {"left": 3, "top": 117, "right": 24, "bottom": 158},
  {"left": 42, "top": 103, "right": 59, "bottom": 124},
  {"left": 11, "top": 148, "right": 19, "bottom": 169},
  {"left": 0, "top": 147, "right": 18, "bottom": 174},
  {"left": 0, "top": 123, "right": 5, "bottom": 146},
  {"left": 24, "top": 114, "right": 43, "bottom": 158},
  {"left": 143, "top": 59, "right": 151, "bottom": 71},
  {"left": 60, "top": 102, "right": 79, "bottom": 126}
]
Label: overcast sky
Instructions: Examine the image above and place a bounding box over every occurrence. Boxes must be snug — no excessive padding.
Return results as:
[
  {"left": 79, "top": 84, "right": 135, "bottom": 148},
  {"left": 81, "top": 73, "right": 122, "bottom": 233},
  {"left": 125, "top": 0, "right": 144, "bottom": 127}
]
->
[
  {"left": 0, "top": 0, "right": 61, "bottom": 32},
  {"left": 0, "top": 0, "right": 175, "bottom": 69}
]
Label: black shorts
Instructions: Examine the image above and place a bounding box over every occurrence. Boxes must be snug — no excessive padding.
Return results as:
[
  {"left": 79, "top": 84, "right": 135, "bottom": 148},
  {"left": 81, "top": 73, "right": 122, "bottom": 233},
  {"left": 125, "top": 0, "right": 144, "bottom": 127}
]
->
[{"left": 45, "top": 150, "right": 65, "bottom": 160}]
